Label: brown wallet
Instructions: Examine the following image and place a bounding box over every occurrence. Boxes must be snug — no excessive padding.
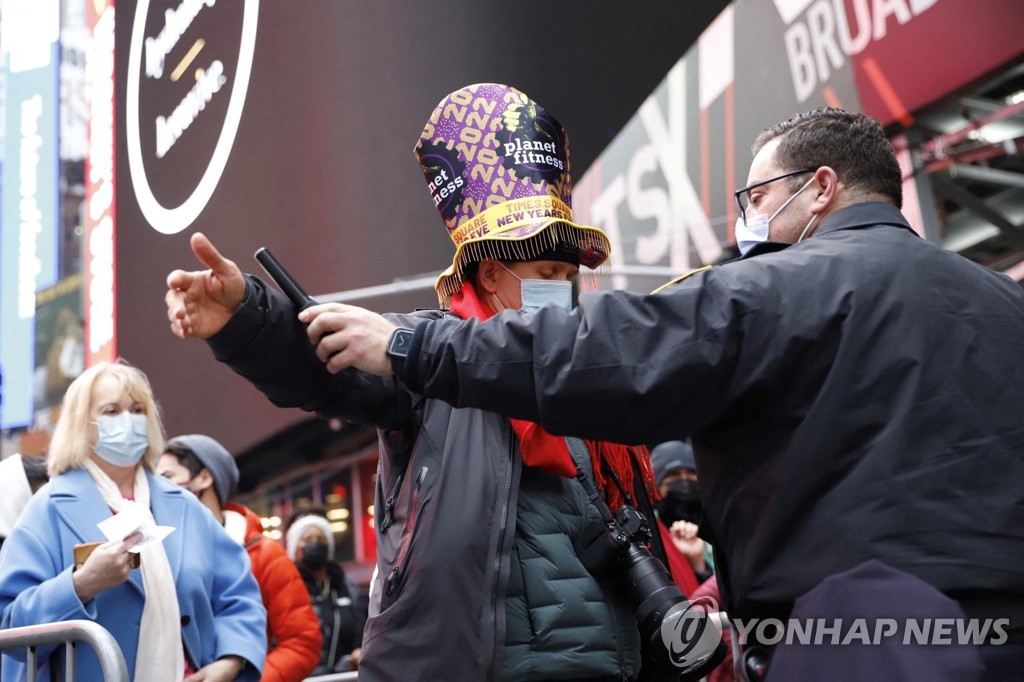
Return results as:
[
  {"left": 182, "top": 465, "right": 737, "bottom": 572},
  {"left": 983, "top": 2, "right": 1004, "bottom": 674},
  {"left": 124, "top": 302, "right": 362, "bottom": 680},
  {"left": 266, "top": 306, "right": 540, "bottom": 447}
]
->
[{"left": 73, "top": 542, "right": 141, "bottom": 569}]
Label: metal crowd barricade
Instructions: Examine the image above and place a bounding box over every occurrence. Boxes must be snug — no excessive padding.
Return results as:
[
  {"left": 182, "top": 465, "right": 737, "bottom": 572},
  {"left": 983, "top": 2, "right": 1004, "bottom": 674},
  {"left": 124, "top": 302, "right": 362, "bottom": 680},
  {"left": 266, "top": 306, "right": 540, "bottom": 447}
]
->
[{"left": 0, "top": 619, "right": 129, "bottom": 682}]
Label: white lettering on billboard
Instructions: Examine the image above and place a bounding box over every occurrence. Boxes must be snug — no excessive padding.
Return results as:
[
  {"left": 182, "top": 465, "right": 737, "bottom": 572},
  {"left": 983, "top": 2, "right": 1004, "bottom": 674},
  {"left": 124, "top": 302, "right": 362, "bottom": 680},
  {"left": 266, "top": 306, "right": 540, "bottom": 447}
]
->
[
  {"left": 126, "top": 0, "right": 259, "bottom": 234},
  {"left": 144, "top": 0, "right": 217, "bottom": 79},
  {"left": 17, "top": 95, "right": 44, "bottom": 319},
  {"left": 155, "top": 59, "right": 227, "bottom": 158},
  {"left": 637, "top": 62, "right": 723, "bottom": 270},
  {"left": 782, "top": 0, "right": 940, "bottom": 102},
  {"left": 588, "top": 61, "right": 723, "bottom": 289}
]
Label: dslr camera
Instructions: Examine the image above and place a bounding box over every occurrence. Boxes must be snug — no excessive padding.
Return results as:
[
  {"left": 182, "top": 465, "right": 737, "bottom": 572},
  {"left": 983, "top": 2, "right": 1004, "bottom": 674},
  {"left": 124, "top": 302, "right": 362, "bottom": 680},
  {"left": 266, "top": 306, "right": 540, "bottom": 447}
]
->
[{"left": 577, "top": 504, "right": 726, "bottom": 682}]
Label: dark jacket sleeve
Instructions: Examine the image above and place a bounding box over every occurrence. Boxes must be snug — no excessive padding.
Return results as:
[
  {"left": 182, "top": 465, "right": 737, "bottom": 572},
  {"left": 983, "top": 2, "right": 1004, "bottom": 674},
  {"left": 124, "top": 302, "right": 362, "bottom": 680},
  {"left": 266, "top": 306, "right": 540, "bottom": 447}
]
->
[
  {"left": 207, "top": 275, "right": 420, "bottom": 429},
  {"left": 403, "top": 267, "right": 758, "bottom": 445}
]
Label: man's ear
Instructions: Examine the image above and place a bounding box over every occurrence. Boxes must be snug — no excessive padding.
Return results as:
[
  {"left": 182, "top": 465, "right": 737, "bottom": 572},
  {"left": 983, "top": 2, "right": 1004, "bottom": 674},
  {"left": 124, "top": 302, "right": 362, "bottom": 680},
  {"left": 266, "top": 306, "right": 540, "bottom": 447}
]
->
[
  {"left": 195, "top": 468, "right": 216, "bottom": 491},
  {"left": 811, "top": 166, "right": 840, "bottom": 214},
  {"left": 476, "top": 259, "right": 500, "bottom": 294}
]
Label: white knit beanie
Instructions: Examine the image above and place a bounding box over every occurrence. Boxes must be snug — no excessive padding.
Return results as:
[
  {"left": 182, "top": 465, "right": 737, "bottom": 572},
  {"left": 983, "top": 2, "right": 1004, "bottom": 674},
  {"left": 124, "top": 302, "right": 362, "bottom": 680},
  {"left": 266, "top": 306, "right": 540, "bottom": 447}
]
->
[{"left": 285, "top": 514, "right": 334, "bottom": 560}]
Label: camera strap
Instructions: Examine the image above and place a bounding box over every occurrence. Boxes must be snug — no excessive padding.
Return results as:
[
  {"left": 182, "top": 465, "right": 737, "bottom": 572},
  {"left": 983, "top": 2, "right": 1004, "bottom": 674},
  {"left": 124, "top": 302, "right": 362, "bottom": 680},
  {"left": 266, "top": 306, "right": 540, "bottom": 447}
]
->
[
  {"left": 566, "top": 438, "right": 663, "bottom": 554},
  {"left": 565, "top": 437, "right": 616, "bottom": 525}
]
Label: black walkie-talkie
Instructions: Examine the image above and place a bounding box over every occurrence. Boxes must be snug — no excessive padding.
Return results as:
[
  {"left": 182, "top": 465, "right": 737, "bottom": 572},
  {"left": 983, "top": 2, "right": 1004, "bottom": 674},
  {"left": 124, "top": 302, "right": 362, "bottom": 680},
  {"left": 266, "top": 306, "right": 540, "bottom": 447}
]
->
[{"left": 254, "top": 247, "right": 318, "bottom": 311}]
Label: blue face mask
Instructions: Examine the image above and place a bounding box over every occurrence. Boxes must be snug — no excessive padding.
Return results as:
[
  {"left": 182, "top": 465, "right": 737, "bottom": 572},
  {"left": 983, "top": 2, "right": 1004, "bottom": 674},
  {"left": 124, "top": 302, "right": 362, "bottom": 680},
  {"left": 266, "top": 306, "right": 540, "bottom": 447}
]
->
[
  {"left": 93, "top": 412, "right": 150, "bottom": 467},
  {"left": 520, "top": 279, "right": 572, "bottom": 313},
  {"left": 497, "top": 262, "right": 574, "bottom": 313}
]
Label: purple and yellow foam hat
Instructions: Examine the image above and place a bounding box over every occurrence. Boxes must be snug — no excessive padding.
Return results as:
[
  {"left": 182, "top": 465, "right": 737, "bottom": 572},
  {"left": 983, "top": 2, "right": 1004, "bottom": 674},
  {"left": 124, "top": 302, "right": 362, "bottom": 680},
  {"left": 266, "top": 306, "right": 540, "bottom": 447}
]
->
[{"left": 414, "top": 83, "right": 611, "bottom": 307}]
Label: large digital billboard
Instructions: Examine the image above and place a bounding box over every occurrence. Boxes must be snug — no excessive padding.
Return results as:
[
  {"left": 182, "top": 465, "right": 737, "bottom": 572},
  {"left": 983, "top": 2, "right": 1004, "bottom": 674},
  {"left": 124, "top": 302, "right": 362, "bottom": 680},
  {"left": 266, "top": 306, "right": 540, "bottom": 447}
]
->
[
  {"left": 114, "top": 1, "right": 727, "bottom": 455},
  {"left": 0, "top": 0, "right": 61, "bottom": 428}
]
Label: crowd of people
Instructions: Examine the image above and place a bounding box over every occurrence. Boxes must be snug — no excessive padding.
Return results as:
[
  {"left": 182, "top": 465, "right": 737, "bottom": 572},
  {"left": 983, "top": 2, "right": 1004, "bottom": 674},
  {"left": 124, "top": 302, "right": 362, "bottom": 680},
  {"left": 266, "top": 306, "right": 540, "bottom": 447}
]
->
[
  {"left": 0, "top": 84, "right": 1021, "bottom": 682},
  {"left": 0, "top": 363, "right": 366, "bottom": 681}
]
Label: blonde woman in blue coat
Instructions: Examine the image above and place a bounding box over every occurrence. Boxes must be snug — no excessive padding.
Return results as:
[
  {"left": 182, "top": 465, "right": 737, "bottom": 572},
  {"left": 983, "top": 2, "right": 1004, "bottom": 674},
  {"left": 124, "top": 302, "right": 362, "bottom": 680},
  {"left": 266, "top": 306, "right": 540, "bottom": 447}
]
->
[{"left": 0, "top": 359, "right": 266, "bottom": 681}]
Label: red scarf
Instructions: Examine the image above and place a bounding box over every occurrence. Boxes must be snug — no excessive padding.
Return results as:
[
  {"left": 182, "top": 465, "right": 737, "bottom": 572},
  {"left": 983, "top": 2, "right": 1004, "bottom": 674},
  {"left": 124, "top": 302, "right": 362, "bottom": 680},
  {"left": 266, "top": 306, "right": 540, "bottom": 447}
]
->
[{"left": 449, "top": 282, "right": 656, "bottom": 510}]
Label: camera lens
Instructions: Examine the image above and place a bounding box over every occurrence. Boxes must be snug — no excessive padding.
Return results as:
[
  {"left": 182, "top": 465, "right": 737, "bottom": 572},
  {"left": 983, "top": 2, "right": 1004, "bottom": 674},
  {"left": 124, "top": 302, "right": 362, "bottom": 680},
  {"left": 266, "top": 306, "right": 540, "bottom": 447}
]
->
[
  {"left": 620, "top": 544, "right": 688, "bottom": 638},
  {"left": 619, "top": 543, "right": 726, "bottom": 681}
]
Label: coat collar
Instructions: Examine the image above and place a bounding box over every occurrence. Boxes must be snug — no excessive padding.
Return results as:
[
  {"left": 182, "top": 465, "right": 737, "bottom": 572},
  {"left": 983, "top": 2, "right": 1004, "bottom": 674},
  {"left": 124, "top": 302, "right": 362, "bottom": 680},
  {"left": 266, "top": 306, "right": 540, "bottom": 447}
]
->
[
  {"left": 50, "top": 468, "right": 112, "bottom": 544},
  {"left": 813, "top": 200, "right": 916, "bottom": 238}
]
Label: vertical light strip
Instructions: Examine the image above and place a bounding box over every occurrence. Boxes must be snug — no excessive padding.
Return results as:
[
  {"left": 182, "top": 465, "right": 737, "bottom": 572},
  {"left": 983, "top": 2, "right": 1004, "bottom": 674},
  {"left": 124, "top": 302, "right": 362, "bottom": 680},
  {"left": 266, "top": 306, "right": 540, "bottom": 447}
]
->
[{"left": 84, "top": 2, "right": 118, "bottom": 365}]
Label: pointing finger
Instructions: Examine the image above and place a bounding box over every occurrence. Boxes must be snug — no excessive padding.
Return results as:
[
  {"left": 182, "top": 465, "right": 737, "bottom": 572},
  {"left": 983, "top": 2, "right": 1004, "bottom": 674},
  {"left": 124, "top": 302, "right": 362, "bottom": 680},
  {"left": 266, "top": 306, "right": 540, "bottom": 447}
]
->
[{"left": 190, "top": 232, "right": 235, "bottom": 277}]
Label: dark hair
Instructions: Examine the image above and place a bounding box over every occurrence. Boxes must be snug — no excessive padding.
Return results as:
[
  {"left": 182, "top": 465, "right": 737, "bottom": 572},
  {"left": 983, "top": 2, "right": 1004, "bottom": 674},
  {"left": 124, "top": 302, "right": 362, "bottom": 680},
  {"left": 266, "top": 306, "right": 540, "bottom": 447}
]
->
[
  {"left": 752, "top": 108, "right": 902, "bottom": 208},
  {"left": 163, "top": 441, "right": 206, "bottom": 478},
  {"left": 20, "top": 455, "right": 49, "bottom": 483},
  {"left": 21, "top": 455, "right": 49, "bottom": 494}
]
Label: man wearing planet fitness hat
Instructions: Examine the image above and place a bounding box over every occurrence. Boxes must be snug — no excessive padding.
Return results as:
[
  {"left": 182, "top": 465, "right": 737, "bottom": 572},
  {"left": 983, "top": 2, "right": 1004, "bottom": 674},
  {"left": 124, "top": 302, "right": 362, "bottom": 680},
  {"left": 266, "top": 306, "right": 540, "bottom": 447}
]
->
[{"left": 166, "top": 84, "right": 672, "bottom": 681}]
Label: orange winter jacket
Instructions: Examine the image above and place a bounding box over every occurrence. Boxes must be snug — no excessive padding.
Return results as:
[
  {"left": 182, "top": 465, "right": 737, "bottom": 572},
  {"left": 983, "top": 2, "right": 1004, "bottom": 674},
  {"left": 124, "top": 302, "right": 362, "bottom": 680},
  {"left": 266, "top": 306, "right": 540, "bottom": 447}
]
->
[{"left": 225, "top": 502, "right": 322, "bottom": 682}]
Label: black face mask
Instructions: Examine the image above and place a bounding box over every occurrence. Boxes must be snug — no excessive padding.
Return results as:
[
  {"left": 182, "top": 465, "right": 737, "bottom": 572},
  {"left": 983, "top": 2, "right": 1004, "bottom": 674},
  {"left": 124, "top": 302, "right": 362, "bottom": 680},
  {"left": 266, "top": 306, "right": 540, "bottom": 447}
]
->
[
  {"left": 656, "top": 478, "right": 703, "bottom": 526},
  {"left": 300, "top": 540, "right": 330, "bottom": 570}
]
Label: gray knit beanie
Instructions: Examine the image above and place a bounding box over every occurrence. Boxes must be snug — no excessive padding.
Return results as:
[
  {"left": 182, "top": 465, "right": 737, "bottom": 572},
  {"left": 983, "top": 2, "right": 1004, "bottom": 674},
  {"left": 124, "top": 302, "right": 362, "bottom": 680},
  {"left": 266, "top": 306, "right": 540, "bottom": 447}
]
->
[
  {"left": 649, "top": 440, "right": 696, "bottom": 488},
  {"left": 166, "top": 434, "right": 239, "bottom": 506}
]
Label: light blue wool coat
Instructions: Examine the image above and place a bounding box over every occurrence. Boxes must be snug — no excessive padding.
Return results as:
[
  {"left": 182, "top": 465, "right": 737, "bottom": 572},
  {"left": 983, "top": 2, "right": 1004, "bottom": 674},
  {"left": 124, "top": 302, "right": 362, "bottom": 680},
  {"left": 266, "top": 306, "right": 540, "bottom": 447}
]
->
[{"left": 0, "top": 468, "right": 267, "bottom": 681}]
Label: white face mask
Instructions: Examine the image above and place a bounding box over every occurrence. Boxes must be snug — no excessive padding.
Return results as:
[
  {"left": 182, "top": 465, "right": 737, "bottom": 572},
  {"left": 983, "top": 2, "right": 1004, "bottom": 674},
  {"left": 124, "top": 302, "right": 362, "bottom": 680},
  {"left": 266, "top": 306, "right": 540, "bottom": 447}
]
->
[
  {"left": 734, "top": 213, "right": 770, "bottom": 256},
  {"left": 496, "top": 263, "right": 573, "bottom": 313},
  {"left": 735, "top": 176, "right": 816, "bottom": 255}
]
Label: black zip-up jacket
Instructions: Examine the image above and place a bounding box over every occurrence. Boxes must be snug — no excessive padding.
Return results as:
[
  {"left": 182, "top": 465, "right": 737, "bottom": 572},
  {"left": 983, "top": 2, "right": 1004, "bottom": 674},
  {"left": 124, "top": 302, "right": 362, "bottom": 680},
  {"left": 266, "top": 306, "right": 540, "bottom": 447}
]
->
[
  {"left": 399, "top": 201, "right": 1024, "bottom": 630},
  {"left": 208, "top": 280, "right": 642, "bottom": 681}
]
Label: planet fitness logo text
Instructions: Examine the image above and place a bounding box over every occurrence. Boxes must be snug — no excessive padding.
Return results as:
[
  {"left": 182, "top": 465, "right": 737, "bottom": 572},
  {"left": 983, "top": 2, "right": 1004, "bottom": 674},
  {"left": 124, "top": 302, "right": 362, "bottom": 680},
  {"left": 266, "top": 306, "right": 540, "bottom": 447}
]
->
[
  {"left": 498, "top": 101, "right": 565, "bottom": 183},
  {"left": 418, "top": 141, "right": 466, "bottom": 221}
]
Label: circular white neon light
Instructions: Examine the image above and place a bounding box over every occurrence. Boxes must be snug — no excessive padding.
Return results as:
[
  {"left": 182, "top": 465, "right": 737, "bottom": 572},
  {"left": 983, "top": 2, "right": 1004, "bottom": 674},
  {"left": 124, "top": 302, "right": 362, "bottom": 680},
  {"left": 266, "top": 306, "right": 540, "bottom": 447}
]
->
[{"left": 126, "top": 0, "right": 259, "bottom": 235}]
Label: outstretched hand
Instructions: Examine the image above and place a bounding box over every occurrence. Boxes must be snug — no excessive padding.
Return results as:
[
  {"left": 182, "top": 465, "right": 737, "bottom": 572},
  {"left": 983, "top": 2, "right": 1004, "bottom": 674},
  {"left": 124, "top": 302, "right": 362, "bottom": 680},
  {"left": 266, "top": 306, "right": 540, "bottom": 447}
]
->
[
  {"left": 300, "top": 303, "right": 398, "bottom": 376},
  {"left": 669, "top": 520, "right": 708, "bottom": 573},
  {"left": 165, "top": 232, "right": 247, "bottom": 340}
]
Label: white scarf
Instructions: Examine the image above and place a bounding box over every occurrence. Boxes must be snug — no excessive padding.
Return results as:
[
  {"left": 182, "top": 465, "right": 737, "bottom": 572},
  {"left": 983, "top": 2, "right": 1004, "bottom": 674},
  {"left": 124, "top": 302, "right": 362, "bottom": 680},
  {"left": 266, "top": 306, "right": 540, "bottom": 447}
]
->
[{"left": 84, "top": 461, "right": 185, "bottom": 682}]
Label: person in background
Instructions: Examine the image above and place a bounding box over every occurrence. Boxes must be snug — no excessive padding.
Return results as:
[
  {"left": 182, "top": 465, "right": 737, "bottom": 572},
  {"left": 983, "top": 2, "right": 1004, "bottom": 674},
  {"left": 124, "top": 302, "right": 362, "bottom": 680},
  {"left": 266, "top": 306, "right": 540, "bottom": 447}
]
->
[
  {"left": 0, "top": 454, "right": 50, "bottom": 553},
  {"left": 284, "top": 509, "right": 364, "bottom": 676},
  {"left": 650, "top": 441, "right": 735, "bottom": 682},
  {"left": 157, "top": 434, "right": 322, "bottom": 682},
  {"left": 649, "top": 440, "right": 713, "bottom": 588},
  {"left": 0, "top": 359, "right": 266, "bottom": 681},
  {"left": 0, "top": 454, "right": 48, "bottom": 678}
]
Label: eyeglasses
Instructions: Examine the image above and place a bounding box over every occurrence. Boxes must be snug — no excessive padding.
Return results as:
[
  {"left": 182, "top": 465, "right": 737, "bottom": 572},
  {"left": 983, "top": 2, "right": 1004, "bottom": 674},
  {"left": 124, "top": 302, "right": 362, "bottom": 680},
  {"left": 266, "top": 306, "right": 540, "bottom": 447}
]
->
[{"left": 733, "top": 168, "right": 814, "bottom": 223}]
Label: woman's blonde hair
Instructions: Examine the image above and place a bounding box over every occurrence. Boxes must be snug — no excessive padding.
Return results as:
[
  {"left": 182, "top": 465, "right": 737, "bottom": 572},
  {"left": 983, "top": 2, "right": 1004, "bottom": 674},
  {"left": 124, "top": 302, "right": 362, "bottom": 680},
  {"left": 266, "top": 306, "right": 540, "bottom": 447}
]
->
[{"left": 48, "top": 359, "right": 166, "bottom": 476}]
